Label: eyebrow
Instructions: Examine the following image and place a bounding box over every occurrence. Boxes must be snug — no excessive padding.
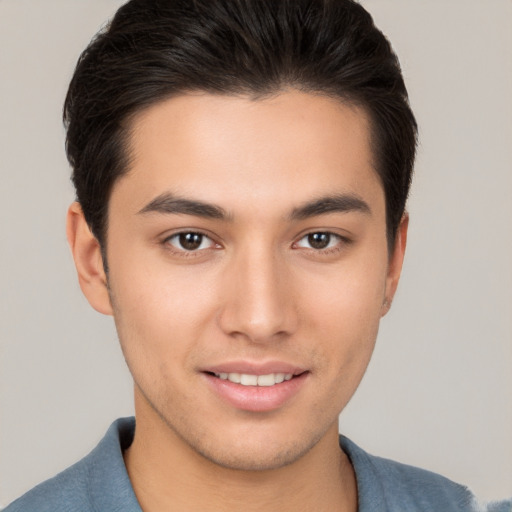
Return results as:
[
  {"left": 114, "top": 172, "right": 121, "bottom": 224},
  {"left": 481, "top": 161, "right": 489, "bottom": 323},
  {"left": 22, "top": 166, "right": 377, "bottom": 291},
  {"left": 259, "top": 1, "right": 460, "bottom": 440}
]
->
[
  {"left": 289, "top": 194, "right": 371, "bottom": 220},
  {"left": 138, "top": 191, "right": 371, "bottom": 221},
  {"left": 138, "top": 193, "right": 229, "bottom": 220}
]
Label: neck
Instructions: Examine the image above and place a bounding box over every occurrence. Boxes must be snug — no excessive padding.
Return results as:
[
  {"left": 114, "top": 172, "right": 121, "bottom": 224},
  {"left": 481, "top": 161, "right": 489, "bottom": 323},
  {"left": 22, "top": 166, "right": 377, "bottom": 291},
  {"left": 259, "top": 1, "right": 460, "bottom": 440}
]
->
[{"left": 124, "top": 398, "right": 357, "bottom": 512}]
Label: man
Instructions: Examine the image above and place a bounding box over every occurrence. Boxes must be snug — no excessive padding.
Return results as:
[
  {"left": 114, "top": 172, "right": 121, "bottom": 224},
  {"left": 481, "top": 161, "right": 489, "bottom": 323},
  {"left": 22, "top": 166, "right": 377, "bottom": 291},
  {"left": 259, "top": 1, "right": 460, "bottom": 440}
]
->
[{"left": 5, "top": 0, "right": 511, "bottom": 510}]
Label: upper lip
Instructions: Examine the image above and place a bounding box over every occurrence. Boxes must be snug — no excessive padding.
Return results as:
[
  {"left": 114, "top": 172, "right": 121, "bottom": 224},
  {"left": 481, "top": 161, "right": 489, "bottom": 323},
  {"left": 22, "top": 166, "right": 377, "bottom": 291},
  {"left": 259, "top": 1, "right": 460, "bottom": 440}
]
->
[{"left": 202, "top": 361, "right": 307, "bottom": 376}]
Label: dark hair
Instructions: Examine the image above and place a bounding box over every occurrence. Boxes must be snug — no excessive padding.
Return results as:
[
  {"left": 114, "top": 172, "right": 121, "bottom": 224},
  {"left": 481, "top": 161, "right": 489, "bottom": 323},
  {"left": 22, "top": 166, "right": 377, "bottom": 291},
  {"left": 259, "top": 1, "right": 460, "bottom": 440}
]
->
[{"left": 64, "top": 0, "right": 417, "bottom": 249}]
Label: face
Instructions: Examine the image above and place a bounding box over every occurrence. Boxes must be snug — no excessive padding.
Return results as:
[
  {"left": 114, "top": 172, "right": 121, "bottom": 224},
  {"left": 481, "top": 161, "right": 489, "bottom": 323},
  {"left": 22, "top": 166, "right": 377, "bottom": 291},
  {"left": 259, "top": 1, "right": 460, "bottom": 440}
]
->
[{"left": 72, "top": 90, "right": 406, "bottom": 471}]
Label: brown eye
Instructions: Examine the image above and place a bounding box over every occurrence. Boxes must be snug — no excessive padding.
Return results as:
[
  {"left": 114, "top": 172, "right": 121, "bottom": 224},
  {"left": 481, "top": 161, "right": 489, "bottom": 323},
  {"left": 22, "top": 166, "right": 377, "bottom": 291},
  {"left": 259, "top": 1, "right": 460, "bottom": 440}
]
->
[
  {"left": 295, "top": 232, "right": 345, "bottom": 252},
  {"left": 307, "top": 232, "right": 331, "bottom": 249},
  {"left": 180, "top": 233, "right": 203, "bottom": 250},
  {"left": 167, "top": 232, "right": 212, "bottom": 251}
]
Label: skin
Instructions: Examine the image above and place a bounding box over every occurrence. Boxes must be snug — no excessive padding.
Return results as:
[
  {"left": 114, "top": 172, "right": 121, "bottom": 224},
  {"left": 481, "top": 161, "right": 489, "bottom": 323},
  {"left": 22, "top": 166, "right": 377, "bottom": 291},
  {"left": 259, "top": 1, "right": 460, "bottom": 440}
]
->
[{"left": 67, "top": 90, "right": 407, "bottom": 511}]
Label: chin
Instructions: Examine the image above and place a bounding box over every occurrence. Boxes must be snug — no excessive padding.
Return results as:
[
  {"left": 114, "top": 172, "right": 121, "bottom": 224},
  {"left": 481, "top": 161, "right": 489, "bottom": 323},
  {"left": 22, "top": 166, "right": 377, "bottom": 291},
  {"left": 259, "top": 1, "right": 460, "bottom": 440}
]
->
[
  {"left": 180, "top": 420, "right": 331, "bottom": 472},
  {"left": 194, "top": 438, "right": 315, "bottom": 472}
]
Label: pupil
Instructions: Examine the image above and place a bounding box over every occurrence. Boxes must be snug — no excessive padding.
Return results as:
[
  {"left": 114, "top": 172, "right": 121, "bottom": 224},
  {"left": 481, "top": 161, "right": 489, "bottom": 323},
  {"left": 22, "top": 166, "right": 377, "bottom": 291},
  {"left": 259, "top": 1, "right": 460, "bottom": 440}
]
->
[
  {"left": 308, "top": 232, "right": 330, "bottom": 249},
  {"left": 179, "top": 233, "right": 203, "bottom": 250}
]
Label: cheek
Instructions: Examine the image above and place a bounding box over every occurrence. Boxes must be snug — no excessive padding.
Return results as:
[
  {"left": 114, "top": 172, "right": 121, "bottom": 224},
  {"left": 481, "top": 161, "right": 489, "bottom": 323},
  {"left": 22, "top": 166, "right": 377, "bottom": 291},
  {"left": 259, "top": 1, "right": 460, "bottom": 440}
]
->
[
  {"left": 298, "top": 253, "right": 387, "bottom": 378},
  {"left": 108, "top": 255, "right": 221, "bottom": 370},
  {"left": 307, "top": 291, "right": 381, "bottom": 416},
  {"left": 300, "top": 254, "right": 388, "bottom": 331}
]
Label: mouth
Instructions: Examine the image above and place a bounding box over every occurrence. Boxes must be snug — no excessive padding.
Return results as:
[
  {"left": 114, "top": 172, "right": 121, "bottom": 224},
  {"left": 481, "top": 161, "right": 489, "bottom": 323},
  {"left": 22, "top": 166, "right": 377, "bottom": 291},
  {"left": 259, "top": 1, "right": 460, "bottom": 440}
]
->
[
  {"left": 202, "top": 367, "right": 309, "bottom": 412},
  {"left": 208, "top": 371, "right": 296, "bottom": 387}
]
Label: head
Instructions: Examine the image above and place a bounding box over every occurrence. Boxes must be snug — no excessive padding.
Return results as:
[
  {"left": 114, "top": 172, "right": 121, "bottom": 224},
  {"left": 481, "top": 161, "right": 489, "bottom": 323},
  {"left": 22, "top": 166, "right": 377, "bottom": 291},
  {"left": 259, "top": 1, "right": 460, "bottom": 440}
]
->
[
  {"left": 65, "top": 0, "right": 416, "bottom": 473},
  {"left": 64, "top": 0, "right": 417, "bottom": 255}
]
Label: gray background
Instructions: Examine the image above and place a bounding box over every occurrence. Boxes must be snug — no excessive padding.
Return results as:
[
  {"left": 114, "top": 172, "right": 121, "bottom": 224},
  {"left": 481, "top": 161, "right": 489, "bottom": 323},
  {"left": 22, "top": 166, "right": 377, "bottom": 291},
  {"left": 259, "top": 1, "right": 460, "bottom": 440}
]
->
[{"left": 1, "top": 0, "right": 511, "bottom": 507}]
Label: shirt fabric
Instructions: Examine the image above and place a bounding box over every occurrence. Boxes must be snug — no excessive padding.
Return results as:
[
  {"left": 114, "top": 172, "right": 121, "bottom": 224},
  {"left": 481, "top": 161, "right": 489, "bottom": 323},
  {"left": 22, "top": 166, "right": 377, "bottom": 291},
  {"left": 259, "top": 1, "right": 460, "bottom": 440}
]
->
[{"left": 5, "top": 417, "right": 511, "bottom": 512}]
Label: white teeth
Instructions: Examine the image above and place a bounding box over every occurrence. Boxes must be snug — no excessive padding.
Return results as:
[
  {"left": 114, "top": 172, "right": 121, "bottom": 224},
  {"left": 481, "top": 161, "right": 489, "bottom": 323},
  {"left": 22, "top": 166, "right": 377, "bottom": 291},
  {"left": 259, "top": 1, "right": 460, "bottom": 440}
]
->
[
  {"left": 257, "top": 374, "right": 275, "bottom": 387},
  {"left": 240, "top": 374, "right": 258, "bottom": 386},
  {"left": 214, "top": 372, "right": 294, "bottom": 386}
]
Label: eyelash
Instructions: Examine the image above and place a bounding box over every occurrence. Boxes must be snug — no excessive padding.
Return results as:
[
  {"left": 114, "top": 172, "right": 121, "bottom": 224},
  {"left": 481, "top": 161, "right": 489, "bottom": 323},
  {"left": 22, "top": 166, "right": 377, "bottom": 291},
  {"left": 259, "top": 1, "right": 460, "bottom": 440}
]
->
[
  {"left": 293, "top": 232, "right": 349, "bottom": 254},
  {"left": 163, "top": 231, "right": 219, "bottom": 256},
  {"left": 162, "top": 230, "right": 350, "bottom": 257}
]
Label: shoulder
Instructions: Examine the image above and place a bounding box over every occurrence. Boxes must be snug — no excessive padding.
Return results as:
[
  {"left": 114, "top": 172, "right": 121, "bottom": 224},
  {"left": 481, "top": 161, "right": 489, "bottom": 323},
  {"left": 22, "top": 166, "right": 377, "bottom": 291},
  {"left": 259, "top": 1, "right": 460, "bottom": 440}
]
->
[
  {"left": 3, "top": 459, "right": 91, "bottom": 512},
  {"left": 4, "top": 417, "right": 140, "bottom": 512},
  {"left": 339, "top": 436, "right": 512, "bottom": 512}
]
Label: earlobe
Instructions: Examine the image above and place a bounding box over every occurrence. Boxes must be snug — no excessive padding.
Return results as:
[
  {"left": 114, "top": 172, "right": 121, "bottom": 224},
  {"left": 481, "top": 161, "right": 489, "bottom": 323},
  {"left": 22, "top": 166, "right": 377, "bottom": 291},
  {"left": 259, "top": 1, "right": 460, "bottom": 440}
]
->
[
  {"left": 381, "top": 213, "right": 409, "bottom": 317},
  {"left": 66, "top": 202, "right": 113, "bottom": 316}
]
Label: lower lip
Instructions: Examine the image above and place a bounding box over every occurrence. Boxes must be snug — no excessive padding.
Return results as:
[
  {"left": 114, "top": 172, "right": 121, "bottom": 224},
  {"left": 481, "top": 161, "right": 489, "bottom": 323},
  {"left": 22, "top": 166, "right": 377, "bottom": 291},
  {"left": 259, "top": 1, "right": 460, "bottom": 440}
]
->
[{"left": 203, "top": 373, "right": 309, "bottom": 412}]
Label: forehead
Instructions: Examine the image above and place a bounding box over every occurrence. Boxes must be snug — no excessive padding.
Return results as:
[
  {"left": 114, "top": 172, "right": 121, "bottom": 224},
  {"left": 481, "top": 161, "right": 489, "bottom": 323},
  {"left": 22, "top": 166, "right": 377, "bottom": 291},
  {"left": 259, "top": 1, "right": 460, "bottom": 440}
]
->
[{"left": 116, "top": 90, "right": 383, "bottom": 219}]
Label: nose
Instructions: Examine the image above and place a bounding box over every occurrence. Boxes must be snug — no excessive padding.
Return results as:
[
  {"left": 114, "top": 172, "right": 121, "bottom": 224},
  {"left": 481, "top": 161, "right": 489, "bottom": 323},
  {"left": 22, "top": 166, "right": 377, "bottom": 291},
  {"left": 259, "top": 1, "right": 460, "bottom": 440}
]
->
[{"left": 217, "top": 246, "right": 298, "bottom": 344}]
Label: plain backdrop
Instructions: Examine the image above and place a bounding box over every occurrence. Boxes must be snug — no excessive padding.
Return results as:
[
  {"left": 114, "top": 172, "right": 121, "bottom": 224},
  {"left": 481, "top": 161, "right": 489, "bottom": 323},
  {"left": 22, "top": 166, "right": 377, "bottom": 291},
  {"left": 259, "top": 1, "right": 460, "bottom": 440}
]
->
[{"left": 1, "top": 0, "right": 511, "bottom": 507}]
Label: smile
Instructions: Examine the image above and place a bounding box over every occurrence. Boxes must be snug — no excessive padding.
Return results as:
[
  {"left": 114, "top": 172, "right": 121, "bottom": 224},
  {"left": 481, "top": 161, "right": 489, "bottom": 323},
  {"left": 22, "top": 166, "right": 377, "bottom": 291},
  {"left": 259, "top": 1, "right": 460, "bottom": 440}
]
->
[
  {"left": 205, "top": 370, "right": 308, "bottom": 412},
  {"left": 213, "top": 372, "right": 294, "bottom": 386}
]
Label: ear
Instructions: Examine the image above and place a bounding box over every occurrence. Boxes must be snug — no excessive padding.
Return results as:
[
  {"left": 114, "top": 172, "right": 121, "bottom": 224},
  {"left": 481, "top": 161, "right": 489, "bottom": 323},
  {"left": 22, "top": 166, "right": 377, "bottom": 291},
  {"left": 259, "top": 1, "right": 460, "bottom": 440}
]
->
[
  {"left": 66, "top": 202, "right": 113, "bottom": 316},
  {"left": 381, "top": 213, "right": 409, "bottom": 317}
]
